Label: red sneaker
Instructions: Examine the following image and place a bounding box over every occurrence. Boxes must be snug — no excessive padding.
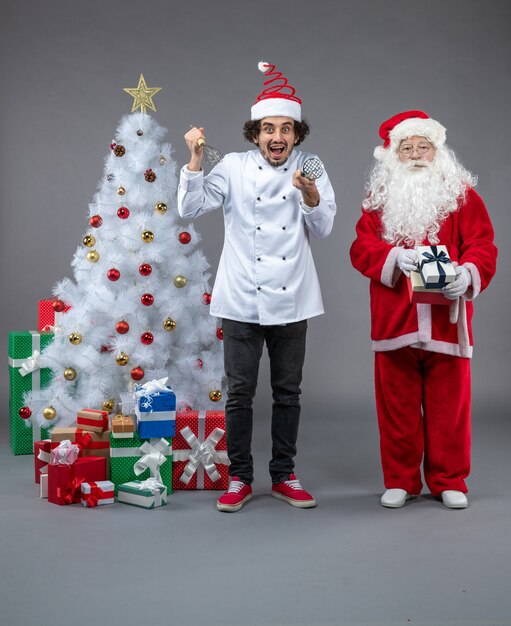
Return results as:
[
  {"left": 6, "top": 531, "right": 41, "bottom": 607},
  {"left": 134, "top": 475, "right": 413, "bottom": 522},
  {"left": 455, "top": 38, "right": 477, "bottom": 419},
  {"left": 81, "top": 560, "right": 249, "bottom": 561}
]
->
[
  {"left": 217, "top": 477, "right": 252, "bottom": 512},
  {"left": 271, "top": 474, "right": 317, "bottom": 508}
]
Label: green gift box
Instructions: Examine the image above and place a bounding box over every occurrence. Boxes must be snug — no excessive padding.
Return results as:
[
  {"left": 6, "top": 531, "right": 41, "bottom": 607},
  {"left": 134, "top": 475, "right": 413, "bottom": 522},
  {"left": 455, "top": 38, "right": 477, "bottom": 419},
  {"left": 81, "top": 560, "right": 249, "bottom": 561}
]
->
[
  {"left": 8, "top": 331, "right": 53, "bottom": 455},
  {"left": 110, "top": 432, "right": 172, "bottom": 495},
  {"left": 117, "top": 480, "right": 168, "bottom": 509}
]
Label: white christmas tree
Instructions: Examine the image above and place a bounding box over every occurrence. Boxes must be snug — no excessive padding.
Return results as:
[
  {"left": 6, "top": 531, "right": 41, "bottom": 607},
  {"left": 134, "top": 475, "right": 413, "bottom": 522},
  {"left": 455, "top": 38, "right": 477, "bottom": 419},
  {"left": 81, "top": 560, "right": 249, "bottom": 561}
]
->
[{"left": 25, "top": 75, "right": 225, "bottom": 429}]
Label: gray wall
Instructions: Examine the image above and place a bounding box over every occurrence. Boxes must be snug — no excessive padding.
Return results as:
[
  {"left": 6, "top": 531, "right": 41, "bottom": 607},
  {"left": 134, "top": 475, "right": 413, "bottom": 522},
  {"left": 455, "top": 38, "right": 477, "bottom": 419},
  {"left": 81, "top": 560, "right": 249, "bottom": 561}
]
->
[{"left": 1, "top": 0, "right": 509, "bottom": 419}]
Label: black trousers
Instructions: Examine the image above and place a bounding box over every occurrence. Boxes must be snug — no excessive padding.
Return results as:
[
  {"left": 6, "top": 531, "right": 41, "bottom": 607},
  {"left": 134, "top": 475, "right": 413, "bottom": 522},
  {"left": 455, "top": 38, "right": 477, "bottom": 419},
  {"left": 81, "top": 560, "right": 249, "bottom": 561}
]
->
[{"left": 222, "top": 318, "right": 307, "bottom": 484}]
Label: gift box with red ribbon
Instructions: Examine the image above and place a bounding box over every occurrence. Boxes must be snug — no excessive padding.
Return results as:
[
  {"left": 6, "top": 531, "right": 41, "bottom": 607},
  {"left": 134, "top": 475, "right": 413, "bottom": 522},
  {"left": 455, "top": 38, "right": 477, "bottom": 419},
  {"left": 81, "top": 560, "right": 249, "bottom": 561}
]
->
[
  {"left": 77, "top": 409, "right": 109, "bottom": 433},
  {"left": 172, "top": 411, "right": 229, "bottom": 490},
  {"left": 51, "top": 427, "right": 111, "bottom": 478},
  {"left": 80, "top": 480, "right": 115, "bottom": 507},
  {"left": 34, "top": 439, "right": 51, "bottom": 484},
  {"left": 37, "top": 299, "right": 71, "bottom": 332},
  {"left": 48, "top": 456, "right": 106, "bottom": 506}
]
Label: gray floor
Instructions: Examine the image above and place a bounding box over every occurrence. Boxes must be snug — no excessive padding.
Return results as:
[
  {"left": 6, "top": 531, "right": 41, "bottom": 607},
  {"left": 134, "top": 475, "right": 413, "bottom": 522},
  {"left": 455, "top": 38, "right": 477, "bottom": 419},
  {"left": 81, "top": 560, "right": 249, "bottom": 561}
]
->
[{"left": 1, "top": 397, "right": 510, "bottom": 626}]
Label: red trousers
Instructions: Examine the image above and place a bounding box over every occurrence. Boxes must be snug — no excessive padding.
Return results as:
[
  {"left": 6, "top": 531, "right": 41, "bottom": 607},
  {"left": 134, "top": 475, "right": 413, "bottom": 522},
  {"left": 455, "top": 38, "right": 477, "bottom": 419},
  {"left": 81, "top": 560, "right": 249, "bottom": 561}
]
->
[{"left": 374, "top": 347, "right": 471, "bottom": 496}]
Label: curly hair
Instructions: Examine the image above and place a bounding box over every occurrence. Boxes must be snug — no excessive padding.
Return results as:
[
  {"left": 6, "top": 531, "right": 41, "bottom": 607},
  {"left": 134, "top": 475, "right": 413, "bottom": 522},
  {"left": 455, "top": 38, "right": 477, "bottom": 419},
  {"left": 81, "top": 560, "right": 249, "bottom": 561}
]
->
[{"left": 242, "top": 119, "right": 310, "bottom": 145}]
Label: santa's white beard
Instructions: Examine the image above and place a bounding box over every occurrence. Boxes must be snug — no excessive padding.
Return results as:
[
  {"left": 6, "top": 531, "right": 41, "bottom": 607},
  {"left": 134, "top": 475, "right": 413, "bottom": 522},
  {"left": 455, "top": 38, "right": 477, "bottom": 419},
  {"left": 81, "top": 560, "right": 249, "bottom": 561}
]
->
[{"left": 363, "top": 146, "right": 476, "bottom": 247}]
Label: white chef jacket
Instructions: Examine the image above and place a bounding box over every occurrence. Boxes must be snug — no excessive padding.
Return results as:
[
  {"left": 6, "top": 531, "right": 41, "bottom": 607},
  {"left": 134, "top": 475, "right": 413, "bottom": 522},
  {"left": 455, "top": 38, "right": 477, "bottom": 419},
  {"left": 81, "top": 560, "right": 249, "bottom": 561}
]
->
[{"left": 177, "top": 149, "right": 337, "bottom": 326}]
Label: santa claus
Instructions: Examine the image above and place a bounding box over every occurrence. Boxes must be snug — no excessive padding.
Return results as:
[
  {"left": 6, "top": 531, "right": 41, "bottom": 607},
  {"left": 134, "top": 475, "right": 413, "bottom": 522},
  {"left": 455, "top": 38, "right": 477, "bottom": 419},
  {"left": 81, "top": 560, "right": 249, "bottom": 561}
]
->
[{"left": 350, "top": 110, "right": 497, "bottom": 509}]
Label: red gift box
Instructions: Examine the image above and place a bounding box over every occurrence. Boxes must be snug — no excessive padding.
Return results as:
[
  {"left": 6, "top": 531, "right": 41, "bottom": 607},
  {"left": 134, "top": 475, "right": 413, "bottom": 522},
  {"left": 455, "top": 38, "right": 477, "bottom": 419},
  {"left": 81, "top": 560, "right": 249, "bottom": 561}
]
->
[
  {"left": 172, "top": 410, "right": 229, "bottom": 490},
  {"left": 38, "top": 299, "right": 71, "bottom": 331},
  {"left": 77, "top": 409, "right": 109, "bottom": 433},
  {"left": 48, "top": 456, "right": 106, "bottom": 505},
  {"left": 34, "top": 439, "right": 51, "bottom": 484}
]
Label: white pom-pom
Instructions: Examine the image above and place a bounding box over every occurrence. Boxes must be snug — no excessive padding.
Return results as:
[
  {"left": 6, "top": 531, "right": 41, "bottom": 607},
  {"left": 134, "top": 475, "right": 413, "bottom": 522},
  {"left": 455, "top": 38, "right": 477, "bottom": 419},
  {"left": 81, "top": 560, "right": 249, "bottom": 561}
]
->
[
  {"left": 373, "top": 145, "right": 387, "bottom": 161},
  {"left": 258, "top": 61, "right": 270, "bottom": 73}
]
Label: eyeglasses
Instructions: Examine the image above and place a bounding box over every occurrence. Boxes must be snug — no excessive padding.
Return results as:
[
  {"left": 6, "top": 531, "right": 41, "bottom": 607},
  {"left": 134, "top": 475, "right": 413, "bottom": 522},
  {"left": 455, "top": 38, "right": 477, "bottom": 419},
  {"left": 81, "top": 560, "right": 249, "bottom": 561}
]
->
[{"left": 398, "top": 143, "right": 433, "bottom": 157}]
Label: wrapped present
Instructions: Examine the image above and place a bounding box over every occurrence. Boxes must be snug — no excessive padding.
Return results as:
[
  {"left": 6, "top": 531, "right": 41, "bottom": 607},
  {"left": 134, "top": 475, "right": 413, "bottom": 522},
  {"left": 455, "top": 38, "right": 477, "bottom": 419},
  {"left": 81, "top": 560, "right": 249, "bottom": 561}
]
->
[
  {"left": 40, "top": 474, "right": 48, "bottom": 499},
  {"left": 48, "top": 456, "right": 106, "bottom": 506},
  {"left": 77, "top": 409, "right": 109, "bottom": 433},
  {"left": 51, "top": 439, "right": 80, "bottom": 465},
  {"left": 173, "top": 410, "right": 229, "bottom": 490},
  {"left": 111, "top": 414, "right": 135, "bottom": 439},
  {"left": 407, "top": 270, "right": 451, "bottom": 305},
  {"left": 37, "top": 298, "right": 70, "bottom": 332},
  {"left": 34, "top": 439, "right": 51, "bottom": 484},
  {"left": 134, "top": 378, "right": 176, "bottom": 439},
  {"left": 110, "top": 432, "right": 172, "bottom": 495},
  {"left": 8, "top": 330, "right": 53, "bottom": 455},
  {"left": 81, "top": 480, "right": 115, "bottom": 507},
  {"left": 417, "top": 245, "right": 457, "bottom": 288},
  {"left": 51, "top": 427, "right": 111, "bottom": 478},
  {"left": 117, "top": 479, "right": 167, "bottom": 509}
]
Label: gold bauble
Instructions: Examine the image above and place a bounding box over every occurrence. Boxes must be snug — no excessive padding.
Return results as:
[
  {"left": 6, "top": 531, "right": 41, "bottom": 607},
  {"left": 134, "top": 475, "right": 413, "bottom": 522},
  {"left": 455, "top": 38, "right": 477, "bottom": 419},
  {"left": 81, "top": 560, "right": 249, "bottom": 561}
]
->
[
  {"left": 163, "top": 317, "right": 177, "bottom": 332},
  {"left": 141, "top": 230, "right": 154, "bottom": 243},
  {"left": 116, "top": 352, "right": 129, "bottom": 366},
  {"left": 83, "top": 234, "right": 96, "bottom": 247},
  {"left": 43, "top": 406, "right": 57, "bottom": 420},
  {"left": 63, "top": 367, "right": 77, "bottom": 381},
  {"left": 117, "top": 186, "right": 126, "bottom": 196},
  {"left": 159, "top": 155, "right": 167, "bottom": 165},
  {"left": 102, "top": 399, "right": 115, "bottom": 412},
  {"left": 209, "top": 390, "right": 223, "bottom": 402},
  {"left": 155, "top": 202, "right": 167, "bottom": 214},
  {"left": 174, "top": 275, "right": 187, "bottom": 288},
  {"left": 86, "top": 250, "right": 100, "bottom": 263},
  {"left": 69, "top": 332, "right": 82, "bottom": 345}
]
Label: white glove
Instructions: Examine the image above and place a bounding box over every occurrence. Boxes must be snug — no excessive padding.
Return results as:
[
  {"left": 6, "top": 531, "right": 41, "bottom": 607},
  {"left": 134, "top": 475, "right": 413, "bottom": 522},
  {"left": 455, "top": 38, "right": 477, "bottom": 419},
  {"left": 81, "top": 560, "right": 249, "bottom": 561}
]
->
[
  {"left": 442, "top": 265, "right": 472, "bottom": 300},
  {"left": 396, "top": 248, "right": 419, "bottom": 277}
]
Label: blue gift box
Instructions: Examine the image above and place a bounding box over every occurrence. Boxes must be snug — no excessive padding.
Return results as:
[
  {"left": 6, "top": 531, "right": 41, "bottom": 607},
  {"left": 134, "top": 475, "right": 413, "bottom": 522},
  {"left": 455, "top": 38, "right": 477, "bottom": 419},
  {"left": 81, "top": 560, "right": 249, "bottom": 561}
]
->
[{"left": 135, "top": 384, "right": 176, "bottom": 439}]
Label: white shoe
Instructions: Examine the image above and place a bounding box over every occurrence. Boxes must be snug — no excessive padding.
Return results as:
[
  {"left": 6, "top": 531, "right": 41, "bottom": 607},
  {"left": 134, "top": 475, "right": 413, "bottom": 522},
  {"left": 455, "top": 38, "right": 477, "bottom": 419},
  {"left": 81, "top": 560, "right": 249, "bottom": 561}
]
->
[
  {"left": 380, "top": 488, "right": 410, "bottom": 508},
  {"left": 441, "top": 490, "right": 468, "bottom": 509}
]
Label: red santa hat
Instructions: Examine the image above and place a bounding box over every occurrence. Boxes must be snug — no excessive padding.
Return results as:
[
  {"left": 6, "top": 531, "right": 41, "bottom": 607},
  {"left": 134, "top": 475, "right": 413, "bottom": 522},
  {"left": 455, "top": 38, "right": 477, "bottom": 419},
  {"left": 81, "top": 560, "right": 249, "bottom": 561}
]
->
[
  {"left": 250, "top": 61, "right": 302, "bottom": 122},
  {"left": 373, "top": 110, "right": 446, "bottom": 160}
]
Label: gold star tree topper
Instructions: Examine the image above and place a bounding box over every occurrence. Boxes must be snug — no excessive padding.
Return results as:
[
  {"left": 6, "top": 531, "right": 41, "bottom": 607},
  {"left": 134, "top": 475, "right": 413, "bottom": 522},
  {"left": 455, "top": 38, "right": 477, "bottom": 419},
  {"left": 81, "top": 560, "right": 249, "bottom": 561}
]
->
[{"left": 123, "top": 74, "right": 162, "bottom": 113}]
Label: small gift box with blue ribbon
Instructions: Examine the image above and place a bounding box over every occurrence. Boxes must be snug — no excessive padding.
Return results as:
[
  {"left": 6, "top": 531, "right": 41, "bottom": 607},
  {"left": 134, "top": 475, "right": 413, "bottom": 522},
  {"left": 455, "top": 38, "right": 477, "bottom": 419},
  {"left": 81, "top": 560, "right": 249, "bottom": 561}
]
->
[
  {"left": 417, "top": 245, "right": 457, "bottom": 289},
  {"left": 134, "top": 378, "right": 176, "bottom": 439}
]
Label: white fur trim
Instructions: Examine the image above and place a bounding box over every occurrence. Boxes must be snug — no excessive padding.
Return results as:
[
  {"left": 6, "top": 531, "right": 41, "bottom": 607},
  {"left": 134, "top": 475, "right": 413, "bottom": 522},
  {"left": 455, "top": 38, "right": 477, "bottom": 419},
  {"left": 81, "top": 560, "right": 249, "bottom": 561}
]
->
[
  {"left": 372, "top": 336, "right": 473, "bottom": 358},
  {"left": 417, "top": 303, "right": 432, "bottom": 343},
  {"left": 461, "top": 262, "right": 481, "bottom": 300},
  {"left": 258, "top": 61, "right": 269, "bottom": 73},
  {"left": 251, "top": 98, "right": 302, "bottom": 121},
  {"left": 389, "top": 117, "right": 446, "bottom": 148},
  {"left": 381, "top": 247, "right": 401, "bottom": 287}
]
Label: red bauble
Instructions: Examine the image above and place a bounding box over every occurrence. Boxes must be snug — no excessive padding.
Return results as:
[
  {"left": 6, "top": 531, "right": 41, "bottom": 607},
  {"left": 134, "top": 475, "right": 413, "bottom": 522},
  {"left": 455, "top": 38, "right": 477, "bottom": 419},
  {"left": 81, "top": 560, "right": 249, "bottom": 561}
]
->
[
  {"left": 216, "top": 327, "right": 224, "bottom": 340},
  {"left": 202, "top": 292, "right": 212, "bottom": 305},
  {"left": 131, "top": 366, "right": 145, "bottom": 381},
  {"left": 179, "top": 232, "right": 192, "bottom": 244},
  {"left": 89, "top": 214, "right": 103, "bottom": 228},
  {"left": 19, "top": 406, "right": 32, "bottom": 419},
  {"left": 141, "top": 293, "right": 154, "bottom": 306},
  {"left": 52, "top": 299, "right": 66, "bottom": 312},
  {"left": 107, "top": 268, "right": 120, "bottom": 281},
  {"left": 195, "top": 359, "right": 203, "bottom": 369},
  {"left": 110, "top": 143, "right": 116, "bottom": 150},
  {"left": 139, "top": 263, "right": 152, "bottom": 276},
  {"left": 116, "top": 320, "right": 129, "bottom": 334},
  {"left": 117, "top": 207, "right": 130, "bottom": 219},
  {"left": 100, "top": 344, "right": 114, "bottom": 353},
  {"left": 141, "top": 332, "right": 154, "bottom": 345}
]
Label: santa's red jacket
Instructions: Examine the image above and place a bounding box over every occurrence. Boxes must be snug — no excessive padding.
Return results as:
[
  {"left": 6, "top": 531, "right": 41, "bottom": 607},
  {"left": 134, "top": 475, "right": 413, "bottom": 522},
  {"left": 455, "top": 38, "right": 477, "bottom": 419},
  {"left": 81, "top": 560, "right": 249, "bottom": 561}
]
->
[{"left": 350, "top": 188, "right": 497, "bottom": 358}]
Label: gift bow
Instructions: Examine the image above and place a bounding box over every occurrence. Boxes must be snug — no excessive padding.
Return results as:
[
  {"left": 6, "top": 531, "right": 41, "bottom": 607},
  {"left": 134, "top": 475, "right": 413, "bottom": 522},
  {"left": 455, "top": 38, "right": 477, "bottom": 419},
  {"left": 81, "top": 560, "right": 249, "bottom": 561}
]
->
[
  {"left": 57, "top": 477, "right": 84, "bottom": 504},
  {"left": 18, "top": 350, "right": 43, "bottom": 377},
  {"left": 136, "top": 477, "right": 166, "bottom": 507},
  {"left": 134, "top": 377, "right": 170, "bottom": 410},
  {"left": 134, "top": 438, "right": 169, "bottom": 481},
  {"left": 179, "top": 426, "right": 226, "bottom": 485},
  {"left": 83, "top": 482, "right": 114, "bottom": 508},
  {"left": 51, "top": 440, "right": 80, "bottom": 465},
  {"left": 420, "top": 246, "right": 452, "bottom": 278}
]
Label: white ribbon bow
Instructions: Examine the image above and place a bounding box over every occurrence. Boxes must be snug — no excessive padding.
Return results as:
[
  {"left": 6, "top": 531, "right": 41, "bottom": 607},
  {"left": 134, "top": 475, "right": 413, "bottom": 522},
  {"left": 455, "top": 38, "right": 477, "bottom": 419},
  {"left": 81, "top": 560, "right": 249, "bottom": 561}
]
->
[
  {"left": 136, "top": 477, "right": 166, "bottom": 507},
  {"left": 134, "top": 438, "right": 170, "bottom": 482},
  {"left": 179, "top": 426, "right": 225, "bottom": 485},
  {"left": 134, "top": 377, "right": 170, "bottom": 410},
  {"left": 19, "top": 351, "right": 43, "bottom": 377}
]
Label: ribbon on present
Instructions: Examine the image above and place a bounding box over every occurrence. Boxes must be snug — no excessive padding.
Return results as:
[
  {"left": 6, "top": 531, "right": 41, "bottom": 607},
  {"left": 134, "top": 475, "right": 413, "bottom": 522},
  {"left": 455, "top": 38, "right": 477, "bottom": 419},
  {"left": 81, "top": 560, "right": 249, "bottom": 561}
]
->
[
  {"left": 51, "top": 440, "right": 80, "bottom": 465},
  {"left": 134, "top": 438, "right": 170, "bottom": 482},
  {"left": 419, "top": 246, "right": 452, "bottom": 285},
  {"left": 134, "top": 377, "right": 169, "bottom": 411},
  {"left": 18, "top": 351, "right": 43, "bottom": 377},
  {"left": 82, "top": 482, "right": 115, "bottom": 508},
  {"left": 136, "top": 477, "right": 166, "bottom": 507},
  {"left": 37, "top": 442, "right": 51, "bottom": 476},
  {"left": 57, "top": 477, "right": 85, "bottom": 504}
]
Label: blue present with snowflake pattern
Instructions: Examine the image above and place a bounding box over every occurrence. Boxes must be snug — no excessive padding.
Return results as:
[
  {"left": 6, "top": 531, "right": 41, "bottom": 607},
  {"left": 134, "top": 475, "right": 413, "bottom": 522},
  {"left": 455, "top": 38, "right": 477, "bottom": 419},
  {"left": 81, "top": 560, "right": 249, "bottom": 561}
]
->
[{"left": 134, "top": 378, "right": 176, "bottom": 439}]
